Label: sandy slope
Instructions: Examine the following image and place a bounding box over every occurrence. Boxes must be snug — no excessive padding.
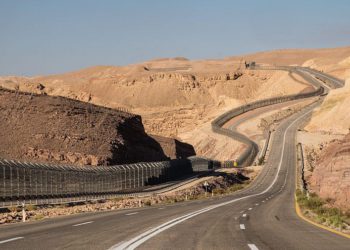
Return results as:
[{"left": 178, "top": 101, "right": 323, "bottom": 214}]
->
[
  {"left": 229, "top": 46, "right": 350, "bottom": 76},
  {"left": 1, "top": 46, "right": 349, "bottom": 164},
  {"left": 0, "top": 57, "right": 311, "bottom": 161},
  {"left": 306, "top": 78, "right": 350, "bottom": 135}
]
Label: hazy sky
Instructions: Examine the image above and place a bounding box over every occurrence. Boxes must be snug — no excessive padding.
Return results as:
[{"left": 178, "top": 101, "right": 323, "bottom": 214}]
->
[{"left": 1, "top": 0, "right": 350, "bottom": 76}]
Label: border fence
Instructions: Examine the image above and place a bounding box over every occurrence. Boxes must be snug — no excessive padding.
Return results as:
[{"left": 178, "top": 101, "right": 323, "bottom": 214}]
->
[
  {"left": 211, "top": 65, "right": 325, "bottom": 167},
  {"left": 0, "top": 65, "right": 336, "bottom": 207},
  {"left": 0, "top": 157, "right": 218, "bottom": 207}
]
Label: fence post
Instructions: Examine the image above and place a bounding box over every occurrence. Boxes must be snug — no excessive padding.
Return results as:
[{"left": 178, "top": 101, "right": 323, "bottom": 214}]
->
[{"left": 22, "top": 201, "right": 26, "bottom": 222}]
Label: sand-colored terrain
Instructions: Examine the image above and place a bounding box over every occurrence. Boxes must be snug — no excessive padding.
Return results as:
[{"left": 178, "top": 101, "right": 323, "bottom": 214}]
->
[
  {"left": 306, "top": 79, "right": 350, "bottom": 135},
  {"left": 306, "top": 133, "right": 350, "bottom": 210},
  {"left": 1, "top": 46, "right": 350, "bottom": 209},
  {"left": 230, "top": 47, "right": 350, "bottom": 212},
  {"left": 301, "top": 79, "right": 350, "bottom": 211},
  {"left": 0, "top": 88, "right": 194, "bottom": 166},
  {"left": 230, "top": 46, "right": 350, "bottom": 78},
  {"left": 0, "top": 58, "right": 313, "bottom": 162}
]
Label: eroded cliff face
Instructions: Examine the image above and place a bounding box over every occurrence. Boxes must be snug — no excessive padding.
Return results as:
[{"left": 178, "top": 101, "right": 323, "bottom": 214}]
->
[
  {"left": 308, "top": 134, "right": 350, "bottom": 210},
  {"left": 0, "top": 88, "right": 194, "bottom": 166}
]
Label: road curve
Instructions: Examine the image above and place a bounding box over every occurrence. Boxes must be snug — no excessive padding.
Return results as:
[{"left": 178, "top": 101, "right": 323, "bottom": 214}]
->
[{"left": 0, "top": 68, "right": 348, "bottom": 250}]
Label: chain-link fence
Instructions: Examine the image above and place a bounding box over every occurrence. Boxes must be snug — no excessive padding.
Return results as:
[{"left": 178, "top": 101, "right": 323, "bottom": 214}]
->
[{"left": 0, "top": 157, "right": 217, "bottom": 207}]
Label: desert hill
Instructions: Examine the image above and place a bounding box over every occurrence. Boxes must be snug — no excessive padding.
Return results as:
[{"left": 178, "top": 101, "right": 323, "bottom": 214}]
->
[
  {"left": 0, "top": 57, "right": 312, "bottom": 161},
  {"left": 229, "top": 46, "right": 350, "bottom": 76},
  {"left": 1, "top": 46, "right": 350, "bottom": 163},
  {"left": 306, "top": 79, "right": 350, "bottom": 135},
  {"left": 0, "top": 87, "right": 195, "bottom": 166}
]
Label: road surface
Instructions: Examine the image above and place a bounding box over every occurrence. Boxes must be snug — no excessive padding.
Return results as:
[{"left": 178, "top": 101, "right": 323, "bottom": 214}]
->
[{"left": 0, "top": 69, "right": 348, "bottom": 250}]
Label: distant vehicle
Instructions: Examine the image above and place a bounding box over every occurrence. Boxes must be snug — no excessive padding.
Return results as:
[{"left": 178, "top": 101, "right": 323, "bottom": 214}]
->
[{"left": 244, "top": 61, "right": 256, "bottom": 69}]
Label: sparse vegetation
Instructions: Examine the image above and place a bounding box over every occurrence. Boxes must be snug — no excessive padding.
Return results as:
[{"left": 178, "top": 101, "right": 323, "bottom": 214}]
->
[
  {"left": 33, "top": 214, "right": 44, "bottom": 221},
  {"left": 25, "top": 204, "right": 37, "bottom": 211},
  {"left": 296, "top": 189, "right": 350, "bottom": 230}
]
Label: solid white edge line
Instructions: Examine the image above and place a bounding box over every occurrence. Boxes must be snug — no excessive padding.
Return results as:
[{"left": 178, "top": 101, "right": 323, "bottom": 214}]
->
[
  {"left": 72, "top": 221, "right": 94, "bottom": 227},
  {"left": 248, "top": 243, "right": 259, "bottom": 250},
  {"left": 110, "top": 108, "right": 315, "bottom": 250},
  {"left": 0, "top": 237, "right": 24, "bottom": 244},
  {"left": 240, "top": 224, "right": 246, "bottom": 230}
]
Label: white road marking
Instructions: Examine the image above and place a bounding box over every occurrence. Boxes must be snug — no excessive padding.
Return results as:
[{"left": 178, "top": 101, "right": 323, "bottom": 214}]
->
[
  {"left": 72, "top": 221, "right": 94, "bottom": 227},
  {"left": 109, "top": 109, "right": 314, "bottom": 250},
  {"left": 125, "top": 212, "right": 138, "bottom": 216},
  {"left": 158, "top": 207, "right": 165, "bottom": 210},
  {"left": 0, "top": 237, "right": 24, "bottom": 244},
  {"left": 248, "top": 208, "right": 252, "bottom": 210},
  {"left": 240, "top": 224, "right": 246, "bottom": 230},
  {"left": 242, "top": 214, "right": 247, "bottom": 218},
  {"left": 262, "top": 200, "right": 265, "bottom": 203},
  {"left": 255, "top": 203, "right": 259, "bottom": 206},
  {"left": 240, "top": 210, "right": 245, "bottom": 213},
  {"left": 248, "top": 243, "right": 259, "bottom": 250}
]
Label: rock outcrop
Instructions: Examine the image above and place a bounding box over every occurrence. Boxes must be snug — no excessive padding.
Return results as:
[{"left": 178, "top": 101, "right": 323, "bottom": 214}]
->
[
  {"left": 0, "top": 88, "right": 195, "bottom": 166},
  {"left": 308, "top": 133, "right": 350, "bottom": 210}
]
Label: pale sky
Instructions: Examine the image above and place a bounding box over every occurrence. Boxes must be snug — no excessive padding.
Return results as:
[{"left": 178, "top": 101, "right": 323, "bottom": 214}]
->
[{"left": 1, "top": 0, "right": 349, "bottom": 76}]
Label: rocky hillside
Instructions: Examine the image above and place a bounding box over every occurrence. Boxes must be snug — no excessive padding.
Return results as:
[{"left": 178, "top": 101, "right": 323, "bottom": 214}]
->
[
  {"left": 0, "top": 56, "right": 313, "bottom": 161},
  {"left": 308, "top": 133, "right": 350, "bottom": 210},
  {"left": 0, "top": 88, "right": 195, "bottom": 166}
]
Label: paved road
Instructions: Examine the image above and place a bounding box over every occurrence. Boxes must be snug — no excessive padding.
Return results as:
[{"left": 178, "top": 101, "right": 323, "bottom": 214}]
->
[{"left": 0, "top": 69, "right": 348, "bottom": 250}]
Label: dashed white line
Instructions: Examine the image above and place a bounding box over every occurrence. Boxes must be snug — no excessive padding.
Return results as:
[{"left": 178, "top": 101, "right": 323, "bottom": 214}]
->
[
  {"left": 248, "top": 243, "right": 259, "bottom": 250},
  {"left": 255, "top": 203, "right": 259, "bottom": 206},
  {"left": 240, "top": 224, "right": 246, "bottom": 230},
  {"left": 240, "top": 210, "right": 245, "bottom": 213},
  {"left": 125, "top": 212, "right": 138, "bottom": 216},
  {"left": 158, "top": 207, "right": 165, "bottom": 210},
  {"left": 110, "top": 109, "right": 314, "bottom": 250},
  {"left": 262, "top": 200, "right": 265, "bottom": 203},
  {"left": 242, "top": 214, "right": 247, "bottom": 217},
  {"left": 248, "top": 208, "right": 252, "bottom": 210},
  {"left": 0, "top": 237, "right": 24, "bottom": 244},
  {"left": 73, "top": 221, "right": 94, "bottom": 227}
]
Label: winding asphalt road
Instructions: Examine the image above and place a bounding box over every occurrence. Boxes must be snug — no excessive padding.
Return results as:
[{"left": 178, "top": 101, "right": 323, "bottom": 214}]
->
[{"left": 0, "top": 68, "right": 348, "bottom": 250}]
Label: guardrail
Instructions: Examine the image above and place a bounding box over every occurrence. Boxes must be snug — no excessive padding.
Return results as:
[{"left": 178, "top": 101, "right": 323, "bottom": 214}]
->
[
  {"left": 211, "top": 65, "right": 324, "bottom": 167},
  {"left": 258, "top": 130, "right": 271, "bottom": 165},
  {"left": 296, "top": 143, "right": 308, "bottom": 192}
]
